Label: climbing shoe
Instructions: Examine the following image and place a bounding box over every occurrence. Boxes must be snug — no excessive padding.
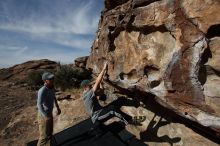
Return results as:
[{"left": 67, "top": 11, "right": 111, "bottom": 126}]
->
[{"left": 129, "top": 116, "right": 146, "bottom": 126}]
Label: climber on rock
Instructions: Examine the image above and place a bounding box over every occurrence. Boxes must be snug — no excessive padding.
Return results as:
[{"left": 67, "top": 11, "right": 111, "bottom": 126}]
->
[{"left": 81, "top": 62, "right": 146, "bottom": 127}]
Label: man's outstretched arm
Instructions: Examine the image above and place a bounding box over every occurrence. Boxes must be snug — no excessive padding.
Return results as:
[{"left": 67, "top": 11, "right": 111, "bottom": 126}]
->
[{"left": 92, "top": 62, "right": 108, "bottom": 92}]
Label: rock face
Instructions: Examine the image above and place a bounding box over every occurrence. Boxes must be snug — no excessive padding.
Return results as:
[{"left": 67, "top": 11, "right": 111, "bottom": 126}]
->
[
  {"left": 74, "top": 56, "right": 89, "bottom": 68},
  {"left": 87, "top": 0, "right": 220, "bottom": 140},
  {"left": 0, "top": 59, "right": 58, "bottom": 82}
]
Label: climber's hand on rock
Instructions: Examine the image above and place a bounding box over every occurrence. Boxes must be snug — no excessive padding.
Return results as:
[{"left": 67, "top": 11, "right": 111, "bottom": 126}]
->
[{"left": 103, "top": 61, "right": 108, "bottom": 70}]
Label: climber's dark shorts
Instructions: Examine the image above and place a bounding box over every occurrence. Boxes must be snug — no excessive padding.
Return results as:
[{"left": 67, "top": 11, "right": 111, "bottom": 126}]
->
[{"left": 96, "top": 105, "right": 132, "bottom": 125}]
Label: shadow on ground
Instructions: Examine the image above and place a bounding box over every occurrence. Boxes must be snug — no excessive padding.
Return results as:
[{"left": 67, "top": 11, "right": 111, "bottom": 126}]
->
[{"left": 140, "top": 114, "right": 181, "bottom": 146}]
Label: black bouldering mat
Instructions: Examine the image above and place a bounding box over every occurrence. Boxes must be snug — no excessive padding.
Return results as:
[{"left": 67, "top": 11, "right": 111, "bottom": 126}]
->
[{"left": 26, "top": 118, "right": 147, "bottom": 146}]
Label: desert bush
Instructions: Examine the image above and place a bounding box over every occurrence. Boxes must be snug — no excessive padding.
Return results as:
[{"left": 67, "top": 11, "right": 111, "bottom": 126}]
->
[
  {"left": 27, "top": 70, "right": 44, "bottom": 89},
  {"left": 54, "top": 65, "right": 91, "bottom": 91},
  {"left": 27, "top": 64, "right": 91, "bottom": 91},
  {"left": 27, "top": 69, "right": 56, "bottom": 89}
]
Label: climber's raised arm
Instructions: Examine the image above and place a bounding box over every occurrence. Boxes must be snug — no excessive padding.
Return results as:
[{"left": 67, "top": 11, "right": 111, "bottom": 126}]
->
[{"left": 92, "top": 62, "right": 108, "bottom": 92}]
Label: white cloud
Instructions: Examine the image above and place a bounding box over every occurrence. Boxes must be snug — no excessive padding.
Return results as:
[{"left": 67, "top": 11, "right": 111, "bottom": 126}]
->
[
  {"left": 0, "top": 45, "right": 29, "bottom": 57},
  {"left": 0, "top": 0, "right": 101, "bottom": 49},
  {"left": 0, "top": 0, "right": 103, "bottom": 68},
  {"left": 0, "top": 44, "right": 88, "bottom": 68},
  {"left": 51, "top": 35, "right": 93, "bottom": 49},
  {"left": 0, "top": 45, "right": 30, "bottom": 67},
  {"left": 0, "top": 0, "right": 101, "bottom": 35}
]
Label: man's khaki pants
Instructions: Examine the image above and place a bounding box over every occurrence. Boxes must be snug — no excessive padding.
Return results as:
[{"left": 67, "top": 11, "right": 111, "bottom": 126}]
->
[{"left": 37, "top": 113, "right": 53, "bottom": 146}]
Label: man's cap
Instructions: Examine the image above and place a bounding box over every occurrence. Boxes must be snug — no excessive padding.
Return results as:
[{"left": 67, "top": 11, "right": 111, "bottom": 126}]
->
[
  {"left": 42, "top": 72, "right": 54, "bottom": 80},
  {"left": 80, "top": 79, "right": 93, "bottom": 88}
]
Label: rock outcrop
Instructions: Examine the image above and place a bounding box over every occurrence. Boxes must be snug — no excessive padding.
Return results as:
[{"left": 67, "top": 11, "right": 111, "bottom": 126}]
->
[
  {"left": 0, "top": 59, "right": 59, "bottom": 82},
  {"left": 74, "top": 56, "right": 89, "bottom": 68},
  {"left": 87, "top": 0, "right": 220, "bottom": 141},
  {"left": 0, "top": 59, "right": 58, "bottom": 83}
]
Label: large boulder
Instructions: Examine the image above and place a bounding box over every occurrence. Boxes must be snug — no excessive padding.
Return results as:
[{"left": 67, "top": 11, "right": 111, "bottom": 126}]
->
[{"left": 87, "top": 0, "right": 220, "bottom": 142}]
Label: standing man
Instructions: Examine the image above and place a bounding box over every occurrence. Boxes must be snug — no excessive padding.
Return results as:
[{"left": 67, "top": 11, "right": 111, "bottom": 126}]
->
[
  {"left": 81, "top": 62, "right": 133, "bottom": 126},
  {"left": 37, "top": 72, "right": 61, "bottom": 146}
]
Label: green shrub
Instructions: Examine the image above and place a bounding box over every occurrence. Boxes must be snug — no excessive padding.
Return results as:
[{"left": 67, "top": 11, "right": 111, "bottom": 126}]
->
[
  {"left": 54, "top": 65, "right": 91, "bottom": 91},
  {"left": 27, "top": 70, "right": 44, "bottom": 89},
  {"left": 27, "top": 69, "right": 56, "bottom": 90},
  {"left": 27, "top": 65, "right": 91, "bottom": 91}
]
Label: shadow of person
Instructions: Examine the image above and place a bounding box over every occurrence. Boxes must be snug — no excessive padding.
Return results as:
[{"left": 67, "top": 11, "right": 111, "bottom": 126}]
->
[{"left": 140, "top": 114, "right": 181, "bottom": 146}]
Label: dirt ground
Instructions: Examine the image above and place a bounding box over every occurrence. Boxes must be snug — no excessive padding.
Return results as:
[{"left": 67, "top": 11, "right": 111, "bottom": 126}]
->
[
  {"left": 0, "top": 81, "right": 219, "bottom": 146},
  {"left": 0, "top": 81, "right": 87, "bottom": 146},
  {"left": 0, "top": 81, "right": 37, "bottom": 146}
]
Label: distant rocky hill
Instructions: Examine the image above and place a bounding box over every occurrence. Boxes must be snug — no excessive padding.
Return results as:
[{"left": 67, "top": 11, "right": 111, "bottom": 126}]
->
[{"left": 0, "top": 59, "right": 58, "bottom": 83}]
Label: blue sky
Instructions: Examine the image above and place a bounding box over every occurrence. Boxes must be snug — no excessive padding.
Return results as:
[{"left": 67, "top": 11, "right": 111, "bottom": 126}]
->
[{"left": 0, "top": 0, "right": 104, "bottom": 68}]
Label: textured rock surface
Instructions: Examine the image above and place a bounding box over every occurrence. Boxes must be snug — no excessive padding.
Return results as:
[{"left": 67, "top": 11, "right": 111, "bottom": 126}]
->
[
  {"left": 207, "top": 37, "right": 220, "bottom": 71},
  {"left": 87, "top": 0, "right": 220, "bottom": 141}
]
